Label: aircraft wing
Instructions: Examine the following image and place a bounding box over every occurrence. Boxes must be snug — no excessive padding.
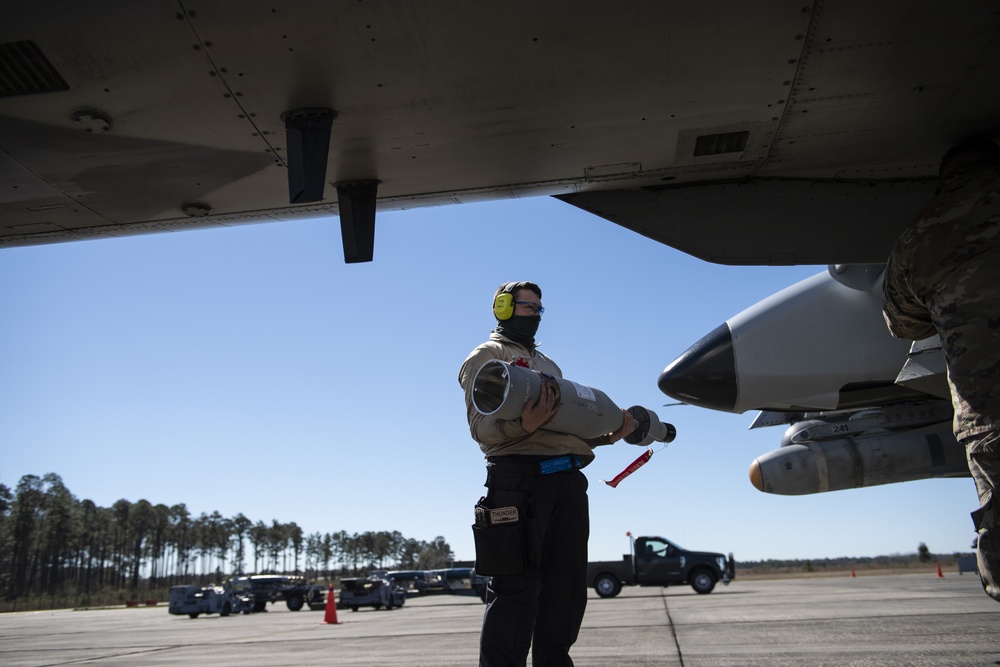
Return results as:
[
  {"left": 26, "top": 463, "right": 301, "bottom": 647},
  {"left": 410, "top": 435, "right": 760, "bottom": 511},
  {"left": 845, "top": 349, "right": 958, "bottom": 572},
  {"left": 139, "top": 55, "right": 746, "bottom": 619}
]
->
[{"left": 3, "top": 1, "right": 998, "bottom": 263}]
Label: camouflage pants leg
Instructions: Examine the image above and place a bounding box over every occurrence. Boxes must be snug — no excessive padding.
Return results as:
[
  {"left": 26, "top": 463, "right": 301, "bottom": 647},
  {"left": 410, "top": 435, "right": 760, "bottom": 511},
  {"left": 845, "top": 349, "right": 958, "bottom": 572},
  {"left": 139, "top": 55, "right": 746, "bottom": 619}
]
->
[{"left": 967, "top": 429, "right": 1000, "bottom": 603}]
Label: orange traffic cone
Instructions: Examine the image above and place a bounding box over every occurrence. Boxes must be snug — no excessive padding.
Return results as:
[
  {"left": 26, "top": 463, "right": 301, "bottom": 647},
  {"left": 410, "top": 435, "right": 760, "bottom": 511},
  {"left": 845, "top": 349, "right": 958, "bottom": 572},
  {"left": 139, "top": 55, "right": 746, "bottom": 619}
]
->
[
  {"left": 936, "top": 563, "right": 944, "bottom": 578},
  {"left": 323, "top": 585, "right": 341, "bottom": 624},
  {"left": 851, "top": 569, "right": 856, "bottom": 578}
]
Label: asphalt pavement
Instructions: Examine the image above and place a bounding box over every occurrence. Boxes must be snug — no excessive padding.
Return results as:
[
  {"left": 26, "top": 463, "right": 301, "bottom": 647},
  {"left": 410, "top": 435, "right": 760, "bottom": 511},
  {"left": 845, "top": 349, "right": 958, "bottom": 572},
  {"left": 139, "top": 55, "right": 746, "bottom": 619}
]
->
[{"left": 0, "top": 573, "right": 997, "bottom": 666}]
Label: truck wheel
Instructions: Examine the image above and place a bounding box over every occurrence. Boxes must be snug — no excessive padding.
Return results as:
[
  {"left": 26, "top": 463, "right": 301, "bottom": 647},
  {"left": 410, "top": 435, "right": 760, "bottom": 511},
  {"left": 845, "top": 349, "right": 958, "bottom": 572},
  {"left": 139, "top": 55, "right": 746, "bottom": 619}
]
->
[
  {"left": 188, "top": 613, "right": 200, "bottom": 619},
  {"left": 221, "top": 602, "right": 231, "bottom": 617},
  {"left": 690, "top": 569, "right": 717, "bottom": 594},
  {"left": 594, "top": 574, "right": 621, "bottom": 598},
  {"left": 286, "top": 594, "right": 304, "bottom": 611},
  {"left": 252, "top": 600, "right": 267, "bottom": 613}
]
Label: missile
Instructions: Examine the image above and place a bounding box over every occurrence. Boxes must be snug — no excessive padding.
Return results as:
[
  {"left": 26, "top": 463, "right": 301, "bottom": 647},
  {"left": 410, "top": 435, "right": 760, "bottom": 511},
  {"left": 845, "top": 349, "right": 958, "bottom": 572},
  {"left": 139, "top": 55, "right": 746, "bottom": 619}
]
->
[
  {"left": 658, "top": 266, "right": 920, "bottom": 414},
  {"left": 748, "top": 405, "right": 968, "bottom": 495},
  {"left": 656, "top": 264, "right": 969, "bottom": 495}
]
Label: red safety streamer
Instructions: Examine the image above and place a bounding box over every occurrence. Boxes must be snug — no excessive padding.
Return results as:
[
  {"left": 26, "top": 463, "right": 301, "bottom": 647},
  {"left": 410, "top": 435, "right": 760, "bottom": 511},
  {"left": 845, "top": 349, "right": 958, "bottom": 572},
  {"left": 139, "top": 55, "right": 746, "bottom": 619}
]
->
[{"left": 603, "top": 449, "right": 653, "bottom": 488}]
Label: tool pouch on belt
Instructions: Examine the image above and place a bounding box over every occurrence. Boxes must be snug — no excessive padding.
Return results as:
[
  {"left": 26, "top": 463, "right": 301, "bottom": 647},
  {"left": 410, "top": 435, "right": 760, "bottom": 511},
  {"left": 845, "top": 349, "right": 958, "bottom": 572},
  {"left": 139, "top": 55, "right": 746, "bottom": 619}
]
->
[{"left": 472, "top": 495, "right": 527, "bottom": 576}]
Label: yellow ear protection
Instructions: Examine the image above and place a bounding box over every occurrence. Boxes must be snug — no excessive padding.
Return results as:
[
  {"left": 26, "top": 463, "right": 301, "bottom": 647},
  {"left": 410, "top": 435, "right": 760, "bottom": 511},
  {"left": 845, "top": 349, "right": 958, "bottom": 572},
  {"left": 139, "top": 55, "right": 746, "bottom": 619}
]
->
[{"left": 493, "top": 283, "right": 516, "bottom": 320}]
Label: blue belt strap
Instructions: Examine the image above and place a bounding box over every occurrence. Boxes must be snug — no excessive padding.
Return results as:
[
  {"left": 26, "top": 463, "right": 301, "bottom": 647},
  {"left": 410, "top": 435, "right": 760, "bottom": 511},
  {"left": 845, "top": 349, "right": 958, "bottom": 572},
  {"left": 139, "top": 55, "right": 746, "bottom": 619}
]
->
[{"left": 539, "top": 454, "right": 583, "bottom": 474}]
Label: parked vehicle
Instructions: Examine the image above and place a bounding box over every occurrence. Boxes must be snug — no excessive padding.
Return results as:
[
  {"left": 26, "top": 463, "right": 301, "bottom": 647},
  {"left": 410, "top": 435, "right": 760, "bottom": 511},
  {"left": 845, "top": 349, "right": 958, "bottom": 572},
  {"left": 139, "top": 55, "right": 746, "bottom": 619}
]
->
[
  {"left": 228, "top": 574, "right": 326, "bottom": 612},
  {"left": 384, "top": 570, "right": 430, "bottom": 596},
  {"left": 338, "top": 576, "right": 407, "bottom": 611},
  {"left": 470, "top": 568, "right": 489, "bottom": 602},
  {"left": 418, "top": 567, "right": 489, "bottom": 601},
  {"left": 168, "top": 584, "right": 250, "bottom": 618},
  {"left": 587, "top": 534, "right": 735, "bottom": 597}
]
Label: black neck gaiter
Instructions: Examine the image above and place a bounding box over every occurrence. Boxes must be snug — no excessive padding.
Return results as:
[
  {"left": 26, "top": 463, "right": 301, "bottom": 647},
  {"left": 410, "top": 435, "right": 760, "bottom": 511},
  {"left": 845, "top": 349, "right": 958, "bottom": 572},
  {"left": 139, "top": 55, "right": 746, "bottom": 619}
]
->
[{"left": 496, "top": 315, "right": 540, "bottom": 349}]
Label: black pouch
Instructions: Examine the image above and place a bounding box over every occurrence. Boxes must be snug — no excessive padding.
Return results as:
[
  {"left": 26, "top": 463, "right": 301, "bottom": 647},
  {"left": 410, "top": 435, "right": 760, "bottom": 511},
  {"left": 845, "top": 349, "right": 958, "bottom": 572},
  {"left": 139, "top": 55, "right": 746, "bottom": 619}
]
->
[{"left": 472, "top": 495, "right": 527, "bottom": 577}]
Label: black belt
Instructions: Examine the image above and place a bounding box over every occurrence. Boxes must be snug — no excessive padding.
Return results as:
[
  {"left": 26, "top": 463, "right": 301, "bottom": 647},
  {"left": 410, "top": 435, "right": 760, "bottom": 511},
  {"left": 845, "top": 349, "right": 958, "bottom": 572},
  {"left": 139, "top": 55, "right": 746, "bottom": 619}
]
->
[{"left": 486, "top": 454, "right": 586, "bottom": 475}]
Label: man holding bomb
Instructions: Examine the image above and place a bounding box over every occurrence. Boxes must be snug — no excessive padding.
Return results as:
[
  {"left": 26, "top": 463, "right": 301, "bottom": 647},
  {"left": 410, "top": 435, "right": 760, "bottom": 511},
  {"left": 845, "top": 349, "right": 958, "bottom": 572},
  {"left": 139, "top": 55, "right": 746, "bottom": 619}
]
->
[{"left": 458, "top": 281, "right": 635, "bottom": 667}]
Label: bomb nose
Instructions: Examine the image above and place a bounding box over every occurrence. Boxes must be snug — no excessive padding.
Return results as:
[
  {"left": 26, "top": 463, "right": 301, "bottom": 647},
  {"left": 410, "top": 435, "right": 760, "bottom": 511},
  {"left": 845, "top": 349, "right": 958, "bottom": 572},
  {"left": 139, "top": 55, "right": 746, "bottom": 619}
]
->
[
  {"left": 658, "top": 324, "right": 738, "bottom": 413},
  {"left": 749, "top": 459, "right": 763, "bottom": 491}
]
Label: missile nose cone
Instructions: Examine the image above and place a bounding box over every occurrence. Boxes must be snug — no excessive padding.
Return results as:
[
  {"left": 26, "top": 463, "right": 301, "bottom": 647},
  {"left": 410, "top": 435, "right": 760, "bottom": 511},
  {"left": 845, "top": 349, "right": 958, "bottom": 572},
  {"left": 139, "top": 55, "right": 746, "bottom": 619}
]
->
[
  {"left": 749, "top": 459, "right": 763, "bottom": 491},
  {"left": 658, "top": 323, "right": 738, "bottom": 412}
]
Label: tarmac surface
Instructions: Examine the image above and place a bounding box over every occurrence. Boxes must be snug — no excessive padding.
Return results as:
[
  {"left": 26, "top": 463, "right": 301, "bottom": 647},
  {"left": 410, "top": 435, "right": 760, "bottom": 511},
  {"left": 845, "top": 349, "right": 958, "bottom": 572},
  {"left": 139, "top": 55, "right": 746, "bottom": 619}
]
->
[{"left": 0, "top": 573, "right": 998, "bottom": 666}]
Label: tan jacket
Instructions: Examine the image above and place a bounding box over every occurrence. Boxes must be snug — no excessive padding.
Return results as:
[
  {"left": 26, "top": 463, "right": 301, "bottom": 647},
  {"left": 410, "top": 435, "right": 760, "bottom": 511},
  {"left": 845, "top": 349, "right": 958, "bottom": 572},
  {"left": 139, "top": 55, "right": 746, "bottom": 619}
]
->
[{"left": 458, "top": 332, "right": 597, "bottom": 461}]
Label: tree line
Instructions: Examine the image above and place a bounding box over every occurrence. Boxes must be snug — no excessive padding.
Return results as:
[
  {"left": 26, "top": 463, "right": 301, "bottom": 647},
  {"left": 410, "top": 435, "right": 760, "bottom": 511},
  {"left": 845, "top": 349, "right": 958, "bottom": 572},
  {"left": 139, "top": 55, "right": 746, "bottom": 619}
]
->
[{"left": 0, "top": 473, "right": 455, "bottom": 606}]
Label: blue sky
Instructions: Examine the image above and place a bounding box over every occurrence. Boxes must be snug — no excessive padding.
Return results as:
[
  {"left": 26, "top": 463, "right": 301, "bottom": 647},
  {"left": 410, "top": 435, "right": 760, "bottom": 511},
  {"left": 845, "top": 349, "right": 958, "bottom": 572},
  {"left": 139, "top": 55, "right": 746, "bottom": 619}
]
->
[{"left": 0, "top": 196, "right": 976, "bottom": 563}]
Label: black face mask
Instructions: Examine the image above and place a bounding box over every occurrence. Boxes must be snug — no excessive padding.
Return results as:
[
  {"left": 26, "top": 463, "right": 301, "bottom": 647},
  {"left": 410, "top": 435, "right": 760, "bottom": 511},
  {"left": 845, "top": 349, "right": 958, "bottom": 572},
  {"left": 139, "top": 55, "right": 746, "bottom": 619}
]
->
[{"left": 496, "top": 315, "right": 541, "bottom": 348}]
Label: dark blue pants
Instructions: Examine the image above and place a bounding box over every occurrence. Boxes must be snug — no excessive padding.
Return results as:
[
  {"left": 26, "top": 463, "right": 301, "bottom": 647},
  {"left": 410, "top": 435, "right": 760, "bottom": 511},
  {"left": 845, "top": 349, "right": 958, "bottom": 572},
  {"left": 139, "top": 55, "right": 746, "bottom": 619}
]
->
[{"left": 479, "top": 464, "right": 589, "bottom": 667}]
